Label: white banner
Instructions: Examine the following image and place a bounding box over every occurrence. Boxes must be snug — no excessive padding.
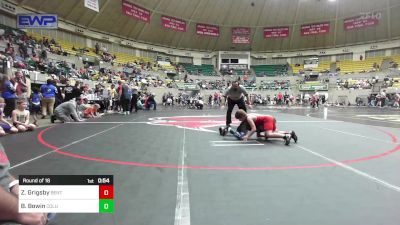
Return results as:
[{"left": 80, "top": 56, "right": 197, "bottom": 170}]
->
[
  {"left": 304, "top": 58, "right": 319, "bottom": 69},
  {"left": 85, "top": 0, "right": 99, "bottom": 12}
]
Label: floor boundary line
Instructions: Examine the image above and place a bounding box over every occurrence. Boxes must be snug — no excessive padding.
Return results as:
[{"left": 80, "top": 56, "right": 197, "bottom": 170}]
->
[
  {"left": 9, "top": 124, "right": 123, "bottom": 170},
  {"left": 319, "top": 127, "right": 397, "bottom": 144},
  {"left": 296, "top": 145, "right": 400, "bottom": 193},
  {"left": 174, "top": 128, "right": 190, "bottom": 225}
]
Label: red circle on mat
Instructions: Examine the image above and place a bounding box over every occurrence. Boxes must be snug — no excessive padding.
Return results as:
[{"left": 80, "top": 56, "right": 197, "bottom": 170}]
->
[{"left": 37, "top": 119, "right": 400, "bottom": 171}]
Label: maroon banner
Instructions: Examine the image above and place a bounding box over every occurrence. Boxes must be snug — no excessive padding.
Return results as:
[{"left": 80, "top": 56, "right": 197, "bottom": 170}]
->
[
  {"left": 264, "top": 27, "right": 289, "bottom": 38},
  {"left": 161, "top": 15, "right": 186, "bottom": 32},
  {"left": 344, "top": 15, "right": 380, "bottom": 30},
  {"left": 232, "top": 27, "right": 251, "bottom": 44},
  {"left": 196, "top": 23, "right": 219, "bottom": 37},
  {"left": 122, "top": 0, "right": 150, "bottom": 23},
  {"left": 301, "top": 22, "right": 330, "bottom": 36}
]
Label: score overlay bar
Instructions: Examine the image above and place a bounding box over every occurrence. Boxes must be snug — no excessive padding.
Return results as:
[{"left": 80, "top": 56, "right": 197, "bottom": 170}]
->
[{"left": 19, "top": 175, "right": 114, "bottom": 213}]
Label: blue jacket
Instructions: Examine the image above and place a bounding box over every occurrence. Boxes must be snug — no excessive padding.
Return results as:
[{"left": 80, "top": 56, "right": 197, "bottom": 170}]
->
[
  {"left": 1, "top": 81, "right": 16, "bottom": 99},
  {"left": 40, "top": 84, "right": 57, "bottom": 98}
]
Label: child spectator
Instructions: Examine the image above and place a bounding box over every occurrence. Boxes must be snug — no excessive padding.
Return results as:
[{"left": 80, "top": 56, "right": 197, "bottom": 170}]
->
[
  {"left": 30, "top": 88, "right": 42, "bottom": 126},
  {"left": 0, "top": 97, "right": 18, "bottom": 136},
  {"left": 11, "top": 98, "right": 36, "bottom": 132}
]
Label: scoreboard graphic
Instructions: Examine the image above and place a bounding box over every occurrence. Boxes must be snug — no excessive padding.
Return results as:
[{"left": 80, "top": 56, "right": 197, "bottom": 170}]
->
[{"left": 19, "top": 175, "right": 114, "bottom": 213}]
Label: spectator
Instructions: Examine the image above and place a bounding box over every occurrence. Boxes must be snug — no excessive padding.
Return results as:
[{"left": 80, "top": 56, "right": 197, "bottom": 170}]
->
[
  {"left": 13, "top": 71, "right": 28, "bottom": 98},
  {"left": 195, "top": 97, "right": 204, "bottom": 110},
  {"left": 52, "top": 80, "right": 63, "bottom": 107},
  {"left": 108, "top": 84, "right": 118, "bottom": 111},
  {"left": 380, "top": 90, "right": 387, "bottom": 107},
  {"left": 277, "top": 92, "right": 283, "bottom": 105},
  {"left": 63, "top": 82, "right": 75, "bottom": 102},
  {"left": 5, "top": 43, "right": 14, "bottom": 58},
  {"left": 95, "top": 43, "right": 100, "bottom": 55},
  {"left": 42, "top": 37, "right": 49, "bottom": 48},
  {"left": 30, "top": 88, "right": 41, "bottom": 126},
  {"left": 72, "top": 82, "right": 83, "bottom": 100},
  {"left": 118, "top": 80, "right": 131, "bottom": 115},
  {"left": 40, "top": 79, "right": 57, "bottom": 119},
  {"left": 1, "top": 75, "right": 17, "bottom": 118},
  {"left": 18, "top": 42, "right": 28, "bottom": 59},
  {"left": 0, "top": 97, "right": 18, "bottom": 136},
  {"left": 40, "top": 49, "right": 47, "bottom": 61},
  {"left": 130, "top": 83, "right": 139, "bottom": 113},
  {"left": 145, "top": 93, "right": 156, "bottom": 110},
  {"left": 24, "top": 73, "right": 32, "bottom": 97},
  {"left": 11, "top": 98, "right": 36, "bottom": 132},
  {"left": 0, "top": 142, "right": 48, "bottom": 225},
  {"left": 394, "top": 93, "right": 400, "bottom": 108}
]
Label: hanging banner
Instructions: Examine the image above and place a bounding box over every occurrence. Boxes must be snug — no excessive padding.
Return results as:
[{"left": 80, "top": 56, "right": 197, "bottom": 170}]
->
[
  {"left": 161, "top": 15, "right": 186, "bottom": 32},
  {"left": 264, "top": 27, "right": 289, "bottom": 38},
  {"left": 344, "top": 12, "right": 381, "bottom": 30},
  {"left": 232, "top": 27, "right": 251, "bottom": 44},
  {"left": 122, "top": 0, "right": 151, "bottom": 23},
  {"left": 196, "top": 23, "right": 219, "bottom": 37},
  {"left": 301, "top": 22, "right": 330, "bottom": 36},
  {"left": 84, "top": 0, "right": 99, "bottom": 12},
  {"left": 303, "top": 58, "right": 319, "bottom": 69}
]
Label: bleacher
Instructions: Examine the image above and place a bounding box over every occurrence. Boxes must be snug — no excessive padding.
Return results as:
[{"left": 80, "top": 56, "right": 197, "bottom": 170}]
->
[
  {"left": 313, "top": 61, "right": 331, "bottom": 72},
  {"left": 389, "top": 55, "right": 400, "bottom": 66},
  {"left": 159, "top": 64, "right": 176, "bottom": 72},
  {"left": 234, "top": 69, "right": 246, "bottom": 75},
  {"left": 389, "top": 77, "right": 400, "bottom": 88},
  {"left": 27, "top": 31, "right": 155, "bottom": 66},
  {"left": 291, "top": 64, "right": 303, "bottom": 74},
  {"left": 180, "top": 63, "right": 215, "bottom": 76},
  {"left": 114, "top": 52, "right": 153, "bottom": 65},
  {"left": 251, "top": 64, "right": 288, "bottom": 77},
  {"left": 336, "top": 56, "right": 384, "bottom": 74},
  {"left": 28, "top": 32, "right": 88, "bottom": 56}
]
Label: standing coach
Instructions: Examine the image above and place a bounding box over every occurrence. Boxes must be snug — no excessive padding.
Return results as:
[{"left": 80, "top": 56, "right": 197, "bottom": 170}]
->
[{"left": 222, "top": 81, "right": 251, "bottom": 127}]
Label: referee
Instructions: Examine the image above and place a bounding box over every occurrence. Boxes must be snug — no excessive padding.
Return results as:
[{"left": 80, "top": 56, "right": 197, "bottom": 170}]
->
[{"left": 222, "top": 81, "right": 250, "bottom": 127}]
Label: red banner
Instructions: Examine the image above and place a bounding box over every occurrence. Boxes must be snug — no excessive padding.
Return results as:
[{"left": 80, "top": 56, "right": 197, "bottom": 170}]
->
[
  {"left": 344, "top": 15, "right": 380, "bottom": 30},
  {"left": 161, "top": 15, "right": 186, "bottom": 32},
  {"left": 196, "top": 23, "right": 219, "bottom": 37},
  {"left": 232, "top": 27, "right": 251, "bottom": 44},
  {"left": 301, "top": 22, "right": 330, "bottom": 36},
  {"left": 122, "top": 0, "right": 150, "bottom": 23},
  {"left": 264, "top": 27, "right": 289, "bottom": 38}
]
